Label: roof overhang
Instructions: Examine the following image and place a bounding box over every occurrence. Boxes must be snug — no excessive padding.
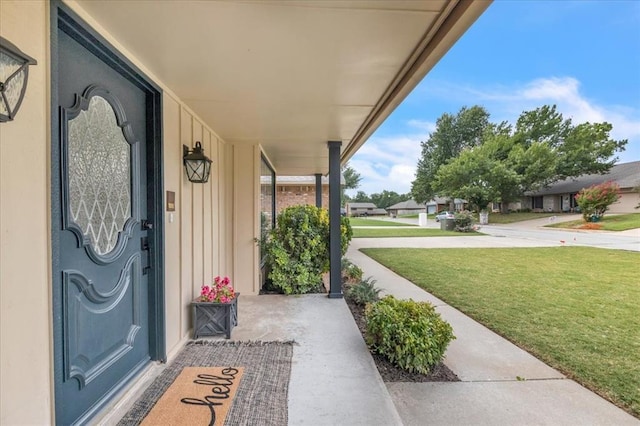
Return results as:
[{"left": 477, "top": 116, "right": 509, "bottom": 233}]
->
[{"left": 70, "top": 0, "right": 491, "bottom": 175}]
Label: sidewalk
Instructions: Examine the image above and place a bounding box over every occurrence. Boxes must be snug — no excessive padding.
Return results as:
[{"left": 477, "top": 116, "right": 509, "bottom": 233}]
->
[{"left": 347, "top": 243, "right": 639, "bottom": 425}]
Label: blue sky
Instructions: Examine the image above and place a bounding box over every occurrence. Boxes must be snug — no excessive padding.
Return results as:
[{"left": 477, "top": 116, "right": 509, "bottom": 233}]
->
[{"left": 348, "top": 0, "right": 640, "bottom": 196}]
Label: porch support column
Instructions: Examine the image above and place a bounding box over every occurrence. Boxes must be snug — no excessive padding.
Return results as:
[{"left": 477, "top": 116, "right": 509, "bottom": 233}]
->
[
  {"left": 315, "top": 173, "right": 322, "bottom": 207},
  {"left": 327, "top": 141, "right": 343, "bottom": 299}
]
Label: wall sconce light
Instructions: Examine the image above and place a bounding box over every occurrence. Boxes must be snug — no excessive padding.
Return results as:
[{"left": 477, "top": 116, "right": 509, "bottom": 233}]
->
[
  {"left": 0, "top": 36, "right": 37, "bottom": 123},
  {"left": 183, "top": 141, "right": 212, "bottom": 183}
]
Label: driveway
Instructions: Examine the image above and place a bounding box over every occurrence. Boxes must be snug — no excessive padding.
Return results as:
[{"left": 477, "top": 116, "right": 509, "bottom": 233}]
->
[{"left": 479, "top": 215, "right": 640, "bottom": 252}]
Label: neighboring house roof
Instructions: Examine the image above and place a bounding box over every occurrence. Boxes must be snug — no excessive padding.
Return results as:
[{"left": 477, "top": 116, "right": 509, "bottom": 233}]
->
[
  {"left": 527, "top": 161, "right": 640, "bottom": 196},
  {"left": 347, "top": 202, "right": 377, "bottom": 209},
  {"left": 387, "top": 200, "right": 425, "bottom": 210},
  {"left": 371, "top": 208, "right": 388, "bottom": 215}
]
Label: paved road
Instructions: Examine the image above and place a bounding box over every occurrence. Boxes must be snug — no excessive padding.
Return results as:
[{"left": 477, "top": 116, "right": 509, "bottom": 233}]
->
[
  {"left": 359, "top": 214, "right": 640, "bottom": 252},
  {"left": 480, "top": 223, "right": 639, "bottom": 251}
]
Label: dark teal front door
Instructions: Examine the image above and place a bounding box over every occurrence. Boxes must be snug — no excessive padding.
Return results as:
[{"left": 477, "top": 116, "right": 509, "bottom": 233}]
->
[{"left": 52, "top": 6, "right": 161, "bottom": 425}]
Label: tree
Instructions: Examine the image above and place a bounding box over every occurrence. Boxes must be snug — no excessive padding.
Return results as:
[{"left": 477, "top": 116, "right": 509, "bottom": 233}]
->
[
  {"left": 575, "top": 181, "right": 620, "bottom": 221},
  {"left": 486, "top": 128, "right": 558, "bottom": 212},
  {"left": 514, "top": 105, "right": 626, "bottom": 180},
  {"left": 411, "top": 106, "right": 490, "bottom": 203},
  {"left": 556, "top": 122, "right": 625, "bottom": 179},
  {"left": 434, "top": 105, "right": 626, "bottom": 213},
  {"left": 352, "top": 191, "right": 371, "bottom": 203},
  {"left": 341, "top": 162, "right": 361, "bottom": 204},
  {"left": 342, "top": 162, "right": 362, "bottom": 190},
  {"left": 369, "top": 191, "right": 410, "bottom": 209},
  {"left": 433, "top": 148, "right": 499, "bottom": 212}
]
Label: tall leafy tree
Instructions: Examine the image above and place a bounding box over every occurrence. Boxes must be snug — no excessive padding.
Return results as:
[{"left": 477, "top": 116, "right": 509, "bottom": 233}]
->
[
  {"left": 514, "top": 105, "right": 626, "bottom": 179},
  {"left": 411, "top": 106, "right": 490, "bottom": 203},
  {"left": 433, "top": 147, "right": 500, "bottom": 212},
  {"left": 434, "top": 105, "right": 626, "bottom": 213}
]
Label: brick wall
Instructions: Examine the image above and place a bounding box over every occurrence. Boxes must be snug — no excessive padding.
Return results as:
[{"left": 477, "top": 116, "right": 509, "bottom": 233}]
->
[{"left": 276, "top": 185, "right": 330, "bottom": 213}]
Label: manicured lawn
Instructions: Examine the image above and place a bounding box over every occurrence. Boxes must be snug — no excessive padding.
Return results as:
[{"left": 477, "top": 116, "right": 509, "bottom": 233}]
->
[
  {"left": 361, "top": 246, "right": 640, "bottom": 417},
  {"left": 348, "top": 218, "right": 416, "bottom": 227},
  {"left": 546, "top": 213, "right": 640, "bottom": 231},
  {"left": 353, "top": 228, "right": 482, "bottom": 238},
  {"left": 488, "top": 212, "right": 557, "bottom": 224},
  {"left": 398, "top": 213, "right": 435, "bottom": 219}
]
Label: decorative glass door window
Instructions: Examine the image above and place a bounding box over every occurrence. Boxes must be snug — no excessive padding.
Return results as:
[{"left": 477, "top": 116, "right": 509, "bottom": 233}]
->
[{"left": 67, "top": 95, "right": 131, "bottom": 255}]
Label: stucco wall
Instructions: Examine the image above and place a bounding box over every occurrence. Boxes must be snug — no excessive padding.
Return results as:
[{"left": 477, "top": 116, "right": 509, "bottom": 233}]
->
[
  {"left": 0, "top": 0, "right": 257, "bottom": 423},
  {"left": 0, "top": 1, "right": 52, "bottom": 424},
  {"left": 610, "top": 191, "right": 640, "bottom": 213}
]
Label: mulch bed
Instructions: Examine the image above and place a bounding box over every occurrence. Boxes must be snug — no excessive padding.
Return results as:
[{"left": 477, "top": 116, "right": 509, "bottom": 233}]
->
[
  {"left": 343, "top": 286, "right": 459, "bottom": 383},
  {"left": 261, "top": 277, "right": 458, "bottom": 382}
]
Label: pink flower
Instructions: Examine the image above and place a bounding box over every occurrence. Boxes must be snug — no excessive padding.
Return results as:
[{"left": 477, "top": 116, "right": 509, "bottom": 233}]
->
[{"left": 198, "top": 276, "right": 235, "bottom": 303}]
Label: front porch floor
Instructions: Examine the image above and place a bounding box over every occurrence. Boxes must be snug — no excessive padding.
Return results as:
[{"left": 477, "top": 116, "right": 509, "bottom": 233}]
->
[{"left": 96, "top": 294, "right": 402, "bottom": 425}]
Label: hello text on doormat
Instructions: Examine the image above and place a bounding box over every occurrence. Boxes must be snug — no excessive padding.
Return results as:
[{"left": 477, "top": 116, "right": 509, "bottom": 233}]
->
[{"left": 141, "top": 367, "right": 244, "bottom": 426}]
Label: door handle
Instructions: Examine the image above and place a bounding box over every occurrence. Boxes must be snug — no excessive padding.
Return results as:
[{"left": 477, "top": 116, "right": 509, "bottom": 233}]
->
[
  {"left": 142, "top": 220, "right": 153, "bottom": 230},
  {"left": 141, "top": 236, "right": 151, "bottom": 275}
]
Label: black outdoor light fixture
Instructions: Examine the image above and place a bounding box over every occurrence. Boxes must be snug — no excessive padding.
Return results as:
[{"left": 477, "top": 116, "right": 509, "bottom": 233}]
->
[
  {"left": 0, "top": 36, "right": 37, "bottom": 123},
  {"left": 183, "top": 141, "right": 212, "bottom": 183}
]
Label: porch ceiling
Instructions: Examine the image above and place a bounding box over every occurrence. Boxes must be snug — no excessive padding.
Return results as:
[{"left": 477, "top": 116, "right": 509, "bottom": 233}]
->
[{"left": 73, "top": 0, "right": 490, "bottom": 175}]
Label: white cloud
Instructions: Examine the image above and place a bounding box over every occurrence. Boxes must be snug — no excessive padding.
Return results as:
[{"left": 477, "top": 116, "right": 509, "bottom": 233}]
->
[
  {"left": 406, "top": 119, "right": 437, "bottom": 133},
  {"left": 516, "top": 78, "right": 640, "bottom": 147},
  {"left": 347, "top": 76, "right": 640, "bottom": 198},
  {"left": 427, "top": 77, "right": 640, "bottom": 149},
  {"left": 347, "top": 134, "right": 424, "bottom": 196}
]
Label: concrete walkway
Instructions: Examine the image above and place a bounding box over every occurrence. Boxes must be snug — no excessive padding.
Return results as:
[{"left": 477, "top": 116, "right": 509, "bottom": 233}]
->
[
  {"left": 231, "top": 294, "right": 403, "bottom": 425},
  {"left": 347, "top": 239, "right": 639, "bottom": 425}
]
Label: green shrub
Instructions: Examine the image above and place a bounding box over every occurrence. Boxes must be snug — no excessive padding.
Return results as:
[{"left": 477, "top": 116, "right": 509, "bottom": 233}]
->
[
  {"left": 365, "top": 296, "right": 455, "bottom": 374},
  {"left": 267, "top": 205, "right": 353, "bottom": 294},
  {"left": 454, "top": 210, "right": 475, "bottom": 232},
  {"left": 342, "top": 258, "right": 363, "bottom": 283},
  {"left": 346, "top": 277, "right": 381, "bottom": 306}
]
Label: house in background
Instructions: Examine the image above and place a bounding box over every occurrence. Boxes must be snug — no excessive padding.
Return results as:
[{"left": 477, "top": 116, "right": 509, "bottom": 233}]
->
[
  {"left": 0, "top": 1, "right": 490, "bottom": 424},
  {"left": 346, "top": 202, "right": 387, "bottom": 217},
  {"left": 426, "top": 197, "right": 468, "bottom": 213},
  {"left": 524, "top": 161, "right": 640, "bottom": 213},
  {"left": 387, "top": 200, "right": 426, "bottom": 216},
  {"left": 274, "top": 175, "right": 345, "bottom": 213}
]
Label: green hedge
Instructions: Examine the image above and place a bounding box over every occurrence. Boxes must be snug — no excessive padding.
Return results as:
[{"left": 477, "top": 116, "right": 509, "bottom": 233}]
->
[{"left": 266, "top": 205, "right": 352, "bottom": 294}]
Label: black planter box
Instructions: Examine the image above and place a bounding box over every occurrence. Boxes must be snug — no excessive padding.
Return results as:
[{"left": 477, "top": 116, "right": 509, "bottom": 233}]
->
[{"left": 191, "top": 294, "right": 239, "bottom": 339}]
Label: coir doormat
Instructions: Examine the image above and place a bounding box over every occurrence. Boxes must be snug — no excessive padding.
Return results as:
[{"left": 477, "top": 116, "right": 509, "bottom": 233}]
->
[
  {"left": 118, "top": 341, "right": 294, "bottom": 426},
  {"left": 141, "top": 367, "right": 244, "bottom": 425}
]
